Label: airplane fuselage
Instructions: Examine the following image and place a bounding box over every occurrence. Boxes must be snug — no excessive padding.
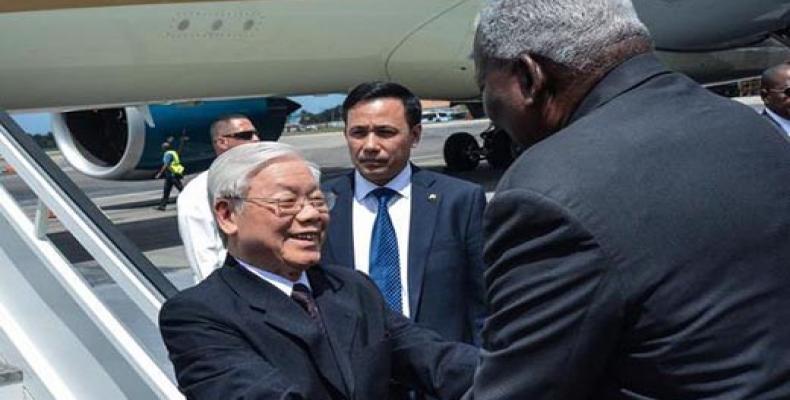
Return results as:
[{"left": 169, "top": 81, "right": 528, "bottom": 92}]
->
[{"left": 0, "top": 0, "right": 788, "bottom": 112}]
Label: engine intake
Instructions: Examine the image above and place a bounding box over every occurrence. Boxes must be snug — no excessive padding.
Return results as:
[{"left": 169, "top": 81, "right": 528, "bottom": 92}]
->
[{"left": 52, "top": 98, "right": 299, "bottom": 180}]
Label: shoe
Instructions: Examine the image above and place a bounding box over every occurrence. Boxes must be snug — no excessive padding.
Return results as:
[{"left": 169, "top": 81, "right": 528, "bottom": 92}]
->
[{"left": 155, "top": 205, "right": 166, "bottom": 211}]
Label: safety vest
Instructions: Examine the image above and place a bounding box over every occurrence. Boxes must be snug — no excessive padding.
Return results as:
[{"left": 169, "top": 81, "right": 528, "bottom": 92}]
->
[{"left": 165, "top": 150, "right": 185, "bottom": 175}]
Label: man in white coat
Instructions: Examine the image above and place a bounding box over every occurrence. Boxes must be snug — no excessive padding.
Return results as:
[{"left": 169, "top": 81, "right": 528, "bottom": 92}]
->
[{"left": 177, "top": 114, "right": 260, "bottom": 282}]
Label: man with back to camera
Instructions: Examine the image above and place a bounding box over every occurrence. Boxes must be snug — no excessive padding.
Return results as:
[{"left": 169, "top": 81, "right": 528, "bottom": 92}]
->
[
  {"left": 177, "top": 114, "right": 260, "bottom": 282},
  {"left": 321, "top": 81, "right": 487, "bottom": 348},
  {"left": 466, "top": 0, "right": 790, "bottom": 399},
  {"left": 760, "top": 61, "right": 790, "bottom": 137},
  {"left": 159, "top": 142, "right": 477, "bottom": 400}
]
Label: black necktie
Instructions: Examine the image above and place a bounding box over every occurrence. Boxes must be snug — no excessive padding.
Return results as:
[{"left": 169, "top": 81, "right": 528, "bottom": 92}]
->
[{"left": 291, "top": 283, "right": 321, "bottom": 321}]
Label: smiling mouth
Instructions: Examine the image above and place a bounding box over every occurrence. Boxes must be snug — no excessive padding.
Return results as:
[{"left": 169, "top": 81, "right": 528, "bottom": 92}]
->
[{"left": 290, "top": 232, "right": 320, "bottom": 242}]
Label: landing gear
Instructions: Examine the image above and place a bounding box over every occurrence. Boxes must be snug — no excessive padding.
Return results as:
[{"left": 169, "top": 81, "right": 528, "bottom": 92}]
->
[
  {"left": 443, "top": 124, "right": 524, "bottom": 171},
  {"left": 483, "top": 128, "right": 515, "bottom": 169}
]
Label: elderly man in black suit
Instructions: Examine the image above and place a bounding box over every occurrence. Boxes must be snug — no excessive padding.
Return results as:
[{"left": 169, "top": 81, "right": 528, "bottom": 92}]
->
[
  {"left": 467, "top": 0, "right": 790, "bottom": 399},
  {"left": 159, "top": 142, "right": 477, "bottom": 400}
]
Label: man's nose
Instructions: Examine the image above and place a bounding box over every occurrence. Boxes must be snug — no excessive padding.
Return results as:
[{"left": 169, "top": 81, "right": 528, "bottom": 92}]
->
[
  {"left": 362, "top": 133, "right": 380, "bottom": 152},
  {"left": 295, "top": 200, "right": 322, "bottom": 221}
]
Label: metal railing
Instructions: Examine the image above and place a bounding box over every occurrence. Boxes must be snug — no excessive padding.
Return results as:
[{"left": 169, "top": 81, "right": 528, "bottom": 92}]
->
[{"left": 0, "top": 110, "right": 182, "bottom": 399}]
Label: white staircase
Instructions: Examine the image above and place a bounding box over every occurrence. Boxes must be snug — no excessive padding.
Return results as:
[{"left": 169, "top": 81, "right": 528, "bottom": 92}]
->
[{"left": 0, "top": 111, "right": 183, "bottom": 399}]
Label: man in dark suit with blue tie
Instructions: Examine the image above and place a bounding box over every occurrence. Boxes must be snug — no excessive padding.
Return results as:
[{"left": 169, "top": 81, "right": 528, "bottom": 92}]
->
[
  {"left": 465, "top": 0, "right": 790, "bottom": 399},
  {"left": 321, "top": 82, "right": 487, "bottom": 349},
  {"left": 159, "top": 142, "right": 477, "bottom": 399}
]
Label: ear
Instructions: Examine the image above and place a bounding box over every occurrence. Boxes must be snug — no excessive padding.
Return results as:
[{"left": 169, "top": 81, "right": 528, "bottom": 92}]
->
[
  {"left": 516, "top": 53, "right": 546, "bottom": 105},
  {"left": 760, "top": 88, "right": 768, "bottom": 100},
  {"left": 214, "top": 199, "right": 239, "bottom": 237},
  {"left": 410, "top": 124, "right": 422, "bottom": 148}
]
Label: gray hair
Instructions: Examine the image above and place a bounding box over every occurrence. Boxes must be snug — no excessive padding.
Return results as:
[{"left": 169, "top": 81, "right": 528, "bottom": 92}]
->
[
  {"left": 476, "top": 0, "right": 651, "bottom": 70},
  {"left": 207, "top": 142, "right": 321, "bottom": 242}
]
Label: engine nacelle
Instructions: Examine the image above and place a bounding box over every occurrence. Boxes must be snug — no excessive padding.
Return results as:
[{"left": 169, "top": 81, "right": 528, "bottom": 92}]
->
[{"left": 52, "top": 97, "right": 299, "bottom": 180}]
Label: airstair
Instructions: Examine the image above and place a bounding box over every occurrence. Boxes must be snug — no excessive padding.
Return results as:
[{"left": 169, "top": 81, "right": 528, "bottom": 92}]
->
[{"left": 0, "top": 110, "right": 183, "bottom": 399}]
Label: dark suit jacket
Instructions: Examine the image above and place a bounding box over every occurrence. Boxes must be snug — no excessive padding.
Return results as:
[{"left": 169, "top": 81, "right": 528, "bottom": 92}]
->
[
  {"left": 159, "top": 257, "right": 477, "bottom": 400},
  {"left": 470, "top": 53, "right": 790, "bottom": 399},
  {"left": 321, "top": 165, "right": 487, "bottom": 345}
]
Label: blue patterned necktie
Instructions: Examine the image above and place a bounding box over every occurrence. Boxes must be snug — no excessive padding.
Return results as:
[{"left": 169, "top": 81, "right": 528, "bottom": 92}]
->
[{"left": 369, "top": 187, "right": 402, "bottom": 312}]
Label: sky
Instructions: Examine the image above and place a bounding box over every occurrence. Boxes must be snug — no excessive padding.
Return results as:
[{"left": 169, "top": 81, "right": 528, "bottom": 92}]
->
[{"left": 10, "top": 94, "right": 347, "bottom": 135}]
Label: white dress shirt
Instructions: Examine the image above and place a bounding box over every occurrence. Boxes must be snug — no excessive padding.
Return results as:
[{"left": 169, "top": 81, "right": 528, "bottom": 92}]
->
[
  {"left": 177, "top": 171, "right": 227, "bottom": 283},
  {"left": 765, "top": 108, "right": 790, "bottom": 136},
  {"left": 236, "top": 258, "right": 311, "bottom": 296},
  {"left": 352, "top": 164, "right": 412, "bottom": 317}
]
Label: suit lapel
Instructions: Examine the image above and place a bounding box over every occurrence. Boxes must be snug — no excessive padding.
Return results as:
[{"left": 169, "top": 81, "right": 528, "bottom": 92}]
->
[
  {"left": 220, "top": 259, "right": 349, "bottom": 396},
  {"left": 761, "top": 110, "right": 790, "bottom": 143},
  {"left": 309, "top": 267, "right": 359, "bottom": 395},
  {"left": 763, "top": 110, "right": 784, "bottom": 132},
  {"left": 407, "top": 167, "right": 440, "bottom": 320},
  {"left": 326, "top": 173, "right": 355, "bottom": 268}
]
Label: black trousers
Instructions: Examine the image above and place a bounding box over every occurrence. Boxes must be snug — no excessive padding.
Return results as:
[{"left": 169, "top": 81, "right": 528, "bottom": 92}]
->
[{"left": 159, "top": 172, "right": 183, "bottom": 207}]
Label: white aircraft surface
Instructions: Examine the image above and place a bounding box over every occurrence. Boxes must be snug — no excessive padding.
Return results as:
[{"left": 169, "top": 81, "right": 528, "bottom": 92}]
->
[
  {"left": 0, "top": 0, "right": 788, "bottom": 110},
  {"left": 0, "top": 0, "right": 788, "bottom": 177}
]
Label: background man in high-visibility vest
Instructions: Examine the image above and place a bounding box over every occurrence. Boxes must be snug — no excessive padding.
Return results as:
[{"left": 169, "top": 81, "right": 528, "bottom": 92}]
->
[{"left": 155, "top": 140, "right": 185, "bottom": 211}]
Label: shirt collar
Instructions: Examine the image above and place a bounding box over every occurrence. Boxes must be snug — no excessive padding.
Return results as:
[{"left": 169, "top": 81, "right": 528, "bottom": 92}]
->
[
  {"left": 354, "top": 163, "right": 412, "bottom": 202},
  {"left": 236, "top": 258, "right": 311, "bottom": 296},
  {"left": 765, "top": 107, "right": 790, "bottom": 134}
]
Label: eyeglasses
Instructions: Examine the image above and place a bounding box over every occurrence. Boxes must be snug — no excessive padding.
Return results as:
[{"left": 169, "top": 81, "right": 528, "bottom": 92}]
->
[
  {"left": 766, "top": 87, "right": 790, "bottom": 97},
  {"left": 228, "top": 192, "right": 336, "bottom": 217},
  {"left": 220, "top": 130, "right": 259, "bottom": 141}
]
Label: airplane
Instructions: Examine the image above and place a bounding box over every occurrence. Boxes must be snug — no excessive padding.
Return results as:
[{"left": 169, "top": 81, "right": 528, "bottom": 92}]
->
[
  {"left": 0, "top": 0, "right": 788, "bottom": 178},
  {"left": 0, "top": 2, "right": 787, "bottom": 399}
]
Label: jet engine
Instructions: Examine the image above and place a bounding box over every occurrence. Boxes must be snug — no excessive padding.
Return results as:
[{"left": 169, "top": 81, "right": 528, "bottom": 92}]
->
[{"left": 52, "top": 97, "right": 299, "bottom": 180}]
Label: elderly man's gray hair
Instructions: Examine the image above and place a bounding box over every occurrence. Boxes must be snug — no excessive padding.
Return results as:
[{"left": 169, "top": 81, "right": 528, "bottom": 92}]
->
[
  {"left": 207, "top": 141, "right": 321, "bottom": 214},
  {"left": 476, "top": 0, "right": 651, "bottom": 70}
]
